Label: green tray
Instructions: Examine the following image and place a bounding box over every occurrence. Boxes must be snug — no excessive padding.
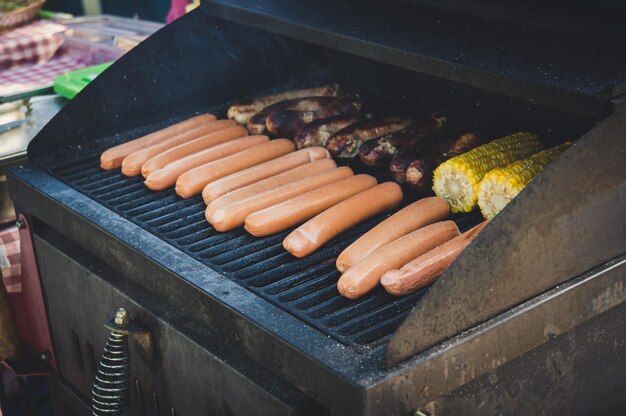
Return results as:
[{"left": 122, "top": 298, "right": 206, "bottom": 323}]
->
[{"left": 53, "top": 62, "right": 113, "bottom": 100}]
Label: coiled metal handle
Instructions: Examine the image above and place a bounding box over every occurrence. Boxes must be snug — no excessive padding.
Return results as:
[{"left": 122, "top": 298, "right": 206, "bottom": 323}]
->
[{"left": 92, "top": 308, "right": 154, "bottom": 416}]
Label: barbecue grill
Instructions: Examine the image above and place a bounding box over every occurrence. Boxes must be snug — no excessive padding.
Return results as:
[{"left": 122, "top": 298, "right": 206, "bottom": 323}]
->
[{"left": 7, "top": 1, "right": 626, "bottom": 415}]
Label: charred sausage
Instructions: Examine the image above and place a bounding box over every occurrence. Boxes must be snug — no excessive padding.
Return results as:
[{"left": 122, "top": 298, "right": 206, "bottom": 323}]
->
[
  {"left": 121, "top": 120, "right": 239, "bottom": 176},
  {"left": 293, "top": 114, "right": 370, "bottom": 149},
  {"left": 228, "top": 84, "right": 340, "bottom": 125}
]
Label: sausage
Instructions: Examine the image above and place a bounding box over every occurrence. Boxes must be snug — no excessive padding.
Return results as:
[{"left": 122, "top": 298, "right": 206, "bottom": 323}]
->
[
  {"left": 175, "top": 139, "right": 295, "bottom": 198},
  {"left": 336, "top": 196, "right": 450, "bottom": 273},
  {"left": 201, "top": 147, "right": 330, "bottom": 204},
  {"left": 245, "top": 174, "right": 377, "bottom": 237},
  {"left": 144, "top": 135, "right": 269, "bottom": 191},
  {"left": 326, "top": 117, "right": 414, "bottom": 158},
  {"left": 381, "top": 220, "right": 489, "bottom": 295},
  {"left": 141, "top": 126, "right": 250, "bottom": 177},
  {"left": 388, "top": 150, "right": 413, "bottom": 184},
  {"left": 293, "top": 114, "right": 368, "bottom": 149},
  {"left": 283, "top": 182, "right": 403, "bottom": 258},
  {"left": 120, "top": 120, "right": 238, "bottom": 176},
  {"left": 358, "top": 115, "right": 445, "bottom": 168},
  {"left": 100, "top": 114, "right": 217, "bottom": 170},
  {"left": 337, "top": 220, "right": 460, "bottom": 299},
  {"left": 227, "top": 84, "right": 340, "bottom": 125},
  {"left": 207, "top": 167, "right": 353, "bottom": 232},
  {"left": 206, "top": 158, "right": 337, "bottom": 212},
  {"left": 265, "top": 95, "right": 361, "bottom": 137},
  {"left": 404, "top": 131, "right": 483, "bottom": 190},
  {"left": 247, "top": 97, "right": 344, "bottom": 135}
]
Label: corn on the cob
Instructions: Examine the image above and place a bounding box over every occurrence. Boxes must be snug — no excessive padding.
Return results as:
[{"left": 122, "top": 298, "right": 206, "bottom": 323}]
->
[
  {"left": 432, "top": 132, "right": 542, "bottom": 213},
  {"left": 477, "top": 142, "right": 572, "bottom": 219}
]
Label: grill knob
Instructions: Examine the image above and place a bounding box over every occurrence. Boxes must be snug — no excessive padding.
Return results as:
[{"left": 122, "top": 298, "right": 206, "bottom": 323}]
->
[{"left": 92, "top": 308, "right": 154, "bottom": 416}]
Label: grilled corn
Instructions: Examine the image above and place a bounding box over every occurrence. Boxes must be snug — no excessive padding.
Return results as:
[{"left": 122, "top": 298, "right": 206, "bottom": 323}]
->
[
  {"left": 433, "top": 132, "right": 542, "bottom": 212},
  {"left": 477, "top": 142, "right": 572, "bottom": 219}
]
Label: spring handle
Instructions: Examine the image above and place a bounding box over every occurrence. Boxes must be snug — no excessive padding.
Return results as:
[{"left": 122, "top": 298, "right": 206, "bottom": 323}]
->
[{"left": 92, "top": 308, "right": 154, "bottom": 416}]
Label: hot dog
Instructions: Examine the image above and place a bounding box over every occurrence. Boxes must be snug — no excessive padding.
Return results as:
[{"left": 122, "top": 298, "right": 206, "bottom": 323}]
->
[
  {"left": 201, "top": 147, "right": 330, "bottom": 204},
  {"left": 326, "top": 117, "right": 414, "bottom": 158},
  {"left": 283, "top": 182, "right": 403, "bottom": 258},
  {"left": 141, "top": 126, "right": 251, "bottom": 177},
  {"left": 336, "top": 197, "right": 450, "bottom": 273},
  {"left": 381, "top": 220, "right": 489, "bottom": 295},
  {"left": 121, "top": 120, "right": 238, "bottom": 176},
  {"left": 244, "top": 174, "right": 377, "bottom": 237},
  {"left": 228, "top": 84, "right": 340, "bottom": 125},
  {"left": 100, "top": 113, "right": 216, "bottom": 170},
  {"left": 265, "top": 95, "right": 361, "bottom": 137},
  {"left": 176, "top": 139, "right": 295, "bottom": 198},
  {"left": 207, "top": 167, "right": 353, "bottom": 232},
  {"left": 144, "top": 135, "right": 269, "bottom": 191},
  {"left": 337, "top": 220, "right": 460, "bottom": 299},
  {"left": 206, "top": 159, "right": 337, "bottom": 212}
]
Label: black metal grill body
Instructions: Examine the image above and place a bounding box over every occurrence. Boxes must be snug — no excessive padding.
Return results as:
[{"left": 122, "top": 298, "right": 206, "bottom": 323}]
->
[{"left": 7, "top": 2, "right": 626, "bottom": 415}]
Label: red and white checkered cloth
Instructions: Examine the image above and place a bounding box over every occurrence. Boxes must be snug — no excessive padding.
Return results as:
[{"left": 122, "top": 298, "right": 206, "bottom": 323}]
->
[
  {"left": 0, "top": 21, "right": 69, "bottom": 71},
  {"left": 0, "top": 227, "right": 20, "bottom": 294},
  {"left": 0, "top": 54, "right": 87, "bottom": 95}
]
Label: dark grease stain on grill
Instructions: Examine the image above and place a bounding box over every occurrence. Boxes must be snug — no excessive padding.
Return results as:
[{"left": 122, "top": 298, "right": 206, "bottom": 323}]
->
[{"left": 51, "top": 156, "right": 481, "bottom": 350}]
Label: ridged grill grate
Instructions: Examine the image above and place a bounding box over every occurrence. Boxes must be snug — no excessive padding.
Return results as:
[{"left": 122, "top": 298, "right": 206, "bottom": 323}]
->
[{"left": 52, "top": 156, "right": 480, "bottom": 350}]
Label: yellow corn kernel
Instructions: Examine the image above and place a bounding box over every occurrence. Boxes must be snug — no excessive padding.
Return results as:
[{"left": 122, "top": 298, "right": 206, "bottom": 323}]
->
[{"left": 433, "top": 132, "right": 542, "bottom": 213}]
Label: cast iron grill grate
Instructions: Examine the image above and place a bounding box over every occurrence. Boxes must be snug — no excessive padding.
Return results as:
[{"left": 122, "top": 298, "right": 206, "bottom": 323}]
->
[{"left": 51, "top": 156, "right": 480, "bottom": 350}]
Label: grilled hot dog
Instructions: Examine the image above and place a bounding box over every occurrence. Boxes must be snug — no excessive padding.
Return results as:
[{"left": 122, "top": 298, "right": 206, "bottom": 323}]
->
[
  {"left": 201, "top": 147, "right": 330, "bottom": 204},
  {"left": 144, "top": 135, "right": 268, "bottom": 191},
  {"left": 284, "top": 182, "right": 403, "bottom": 258},
  {"left": 381, "top": 220, "right": 489, "bottom": 295},
  {"left": 207, "top": 167, "right": 353, "bottom": 232},
  {"left": 337, "top": 220, "right": 460, "bottom": 299},
  {"left": 100, "top": 113, "right": 216, "bottom": 170},
  {"left": 244, "top": 174, "right": 377, "bottom": 237},
  {"left": 206, "top": 158, "right": 337, "bottom": 212},
  {"left": 336, "top": 196, "right": 450, "bottom": 273},
  {"left": 176, "top": 139, "right": 295, "bottom": 198},
  {"left": 121, "top": 120, "right": 238, "bottom": 176},
  {"left": 326, "top": 117, "right": 414, "bottom": 158}
]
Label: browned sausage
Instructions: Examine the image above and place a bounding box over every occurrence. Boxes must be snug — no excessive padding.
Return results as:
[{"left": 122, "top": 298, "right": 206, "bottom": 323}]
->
[
  {"left": 283, "top": 182, "right": 403, "bottom": 258},
  {"left": 176, "top": 139, "right": 295, "bottom": 198},
  {"left": 207, "top": 167, "right": 353, "bottom": 232},
  {"left": 293, "top": 114, "right": 370, "bottom": 149},
  {"left": 337, "top": 220, "right": 460, "bottom": 299},
  {"left": 247, "top": 97, "right": 343, "bottom": 135},
  {"left": 201, "top": 147, "right": 330, "bottom": 204},
  {"left": 121, "top": 120, "right": 238, "bottom": 176},
  {"left": 206, "top": 158, "right": 337, "bottom": 211},
  {"left": 336, "top": 197, "right": 450, "bottom": 273},
  {"left": 381, "top": 220, "right": 489, "bottom": 295},
  {"left": 227, "top": 84, "right": 340, "bottom": 125},
  {"left": 326, "top": 117, "right": 414, "bottom": 158},
  {"left": 100, "top": 113, "right": 216, "bottom": 170},
  {"left": 141, "top": 126, "right": 250, "bottom": 177},
  {"left": 144, "top": 135, "right": 268, "bottom": 191},
  {"left": 265, "top": 95, "right": 361, "bottom": 137},
  {"left": 244, "top": 174, "right": 377, "bottom": 237}
]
